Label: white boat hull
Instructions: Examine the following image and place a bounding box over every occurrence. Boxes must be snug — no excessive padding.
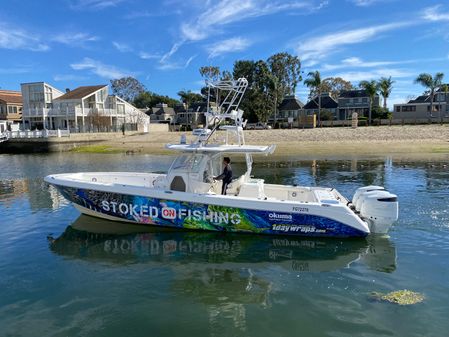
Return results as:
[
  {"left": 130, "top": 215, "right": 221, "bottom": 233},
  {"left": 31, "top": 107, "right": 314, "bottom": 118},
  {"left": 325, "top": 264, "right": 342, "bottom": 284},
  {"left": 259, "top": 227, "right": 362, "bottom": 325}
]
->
[{"left": 46, "top": 173, "right": 371, "bottom": 238}]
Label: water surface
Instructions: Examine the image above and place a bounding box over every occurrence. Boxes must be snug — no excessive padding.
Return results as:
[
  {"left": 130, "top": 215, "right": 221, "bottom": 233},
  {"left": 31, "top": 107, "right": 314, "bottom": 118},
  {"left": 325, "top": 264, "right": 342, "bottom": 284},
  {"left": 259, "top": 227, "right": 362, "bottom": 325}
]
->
[{"left": 1, "top": 153, "right": 448, "bottom": 337}]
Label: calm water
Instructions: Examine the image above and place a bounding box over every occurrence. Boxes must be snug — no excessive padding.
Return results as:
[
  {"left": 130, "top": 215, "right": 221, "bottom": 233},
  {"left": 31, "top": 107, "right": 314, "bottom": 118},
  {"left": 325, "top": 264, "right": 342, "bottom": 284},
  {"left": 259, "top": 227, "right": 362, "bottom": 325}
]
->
[{"left": 1, "top": 153, "right": 448, "bottom": 337}]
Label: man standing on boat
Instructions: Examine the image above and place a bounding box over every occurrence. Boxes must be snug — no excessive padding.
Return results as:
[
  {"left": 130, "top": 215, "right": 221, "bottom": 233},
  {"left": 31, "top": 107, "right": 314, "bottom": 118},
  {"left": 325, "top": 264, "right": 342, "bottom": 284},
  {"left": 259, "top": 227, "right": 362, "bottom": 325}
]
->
[{"left": 215, "top": 157, "right": 233, "bottom": 195}]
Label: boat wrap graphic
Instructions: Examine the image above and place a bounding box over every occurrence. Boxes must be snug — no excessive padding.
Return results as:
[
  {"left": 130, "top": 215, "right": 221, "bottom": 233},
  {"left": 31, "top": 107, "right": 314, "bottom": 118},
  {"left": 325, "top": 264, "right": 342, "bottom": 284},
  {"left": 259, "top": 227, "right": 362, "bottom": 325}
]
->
[{"left": 56, "top": 186, "right": 367, "bottom": 237}]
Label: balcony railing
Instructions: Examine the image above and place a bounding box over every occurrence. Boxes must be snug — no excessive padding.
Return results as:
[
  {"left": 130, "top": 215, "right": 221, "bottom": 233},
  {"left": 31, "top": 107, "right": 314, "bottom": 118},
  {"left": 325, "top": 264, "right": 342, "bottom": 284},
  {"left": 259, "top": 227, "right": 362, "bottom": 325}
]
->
[
  {"left": 4, "top": 129, "right": 70, "bottom": 139},
  {"left": 22, "top": 107, "right": 128, "bottom": 117}
]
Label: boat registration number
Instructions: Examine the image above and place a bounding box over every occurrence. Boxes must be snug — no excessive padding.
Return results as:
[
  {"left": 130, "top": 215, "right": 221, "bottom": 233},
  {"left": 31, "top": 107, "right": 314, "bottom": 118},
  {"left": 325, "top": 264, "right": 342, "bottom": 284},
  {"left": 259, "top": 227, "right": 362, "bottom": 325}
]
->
[{"left": 292, "top": 206, "right": 309, "bottom": 213}]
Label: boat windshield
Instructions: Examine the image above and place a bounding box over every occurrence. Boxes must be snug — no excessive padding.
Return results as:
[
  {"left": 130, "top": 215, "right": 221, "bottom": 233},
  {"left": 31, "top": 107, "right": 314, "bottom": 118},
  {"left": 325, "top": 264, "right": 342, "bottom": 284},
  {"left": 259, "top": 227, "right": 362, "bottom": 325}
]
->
[{"left": 171, "top": 154, "right": 205, "bottom": 173}]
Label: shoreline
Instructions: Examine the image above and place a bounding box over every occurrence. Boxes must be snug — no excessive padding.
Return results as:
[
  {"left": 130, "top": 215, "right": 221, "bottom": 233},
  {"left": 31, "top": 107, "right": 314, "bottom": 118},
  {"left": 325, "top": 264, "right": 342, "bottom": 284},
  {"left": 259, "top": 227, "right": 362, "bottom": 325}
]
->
[
  {"left": 91, "top": 125, "right": 449, "bottom": 159},
  {"left": 2, "top": 125, "right": 448, "bottom": 159}
]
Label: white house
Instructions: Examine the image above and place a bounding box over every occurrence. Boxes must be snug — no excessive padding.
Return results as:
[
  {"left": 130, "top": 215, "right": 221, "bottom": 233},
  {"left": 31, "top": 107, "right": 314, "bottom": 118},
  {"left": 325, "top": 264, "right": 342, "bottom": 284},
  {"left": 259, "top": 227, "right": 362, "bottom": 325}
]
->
[{"left": 21, "top": 82, "right": 149, "bottom": 132}]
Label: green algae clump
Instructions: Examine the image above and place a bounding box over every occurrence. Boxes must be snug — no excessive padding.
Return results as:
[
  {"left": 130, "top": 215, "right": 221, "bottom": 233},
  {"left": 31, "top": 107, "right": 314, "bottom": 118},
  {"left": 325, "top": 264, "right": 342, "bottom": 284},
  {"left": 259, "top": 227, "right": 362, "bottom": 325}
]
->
[{"left": 370, "top": 290, "right": 425, "bottom": 305}]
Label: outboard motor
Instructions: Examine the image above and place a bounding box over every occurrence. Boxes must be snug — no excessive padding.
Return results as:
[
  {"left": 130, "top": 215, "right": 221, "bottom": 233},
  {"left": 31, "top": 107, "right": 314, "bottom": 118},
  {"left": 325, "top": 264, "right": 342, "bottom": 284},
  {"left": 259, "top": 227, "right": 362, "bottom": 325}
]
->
[
  {"left": 352, "top": 186, "right": 384, "bottom": 210},
  {"left": 359, "top": 191, "right": 398, "bottom": 234}
]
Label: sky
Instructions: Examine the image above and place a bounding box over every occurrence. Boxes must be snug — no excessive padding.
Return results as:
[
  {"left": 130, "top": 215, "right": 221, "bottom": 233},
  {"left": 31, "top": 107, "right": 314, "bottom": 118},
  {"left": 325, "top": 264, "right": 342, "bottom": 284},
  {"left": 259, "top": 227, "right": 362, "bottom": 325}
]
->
[{"left": 0, "top": 0, "right": 449, "bottom": 108}]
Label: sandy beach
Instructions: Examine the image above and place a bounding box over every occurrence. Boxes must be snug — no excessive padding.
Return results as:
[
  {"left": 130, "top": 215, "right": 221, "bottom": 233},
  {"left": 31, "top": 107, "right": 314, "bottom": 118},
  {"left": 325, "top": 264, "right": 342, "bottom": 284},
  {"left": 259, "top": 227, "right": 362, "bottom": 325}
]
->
[{"left": 74, "top": 124, "right": 449, "bottom": 158}]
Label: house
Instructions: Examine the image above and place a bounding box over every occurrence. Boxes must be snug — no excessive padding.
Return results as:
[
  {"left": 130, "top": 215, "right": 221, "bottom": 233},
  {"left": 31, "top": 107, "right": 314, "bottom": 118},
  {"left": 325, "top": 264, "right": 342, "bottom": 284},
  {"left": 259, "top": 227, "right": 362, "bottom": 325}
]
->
[
  {"left": 393, "top": 88, "right": 449, "bottom": 119},
  {"left": 0, "top": 90, "right": 23, "bottom": 123},
  {"left": 174, "top": 102, "right": 207, "bottom": 129},
  {"left": 148, "top": 103, "right": 176, "bottom": 123},
  {"left": 21, "top": 82, "right": 64, "bottom": 129},
  {"left": 337, "top": 89, "right": 380, "bottom": 120},
  {"left": 273, "top": 95, "right": 304, "bottom": 126},
  {"left": 21, "top": 82, "right": 149, "bottom": 132},
  {"left": 303, "top": 93, "right": 338, "bottom": 120}
]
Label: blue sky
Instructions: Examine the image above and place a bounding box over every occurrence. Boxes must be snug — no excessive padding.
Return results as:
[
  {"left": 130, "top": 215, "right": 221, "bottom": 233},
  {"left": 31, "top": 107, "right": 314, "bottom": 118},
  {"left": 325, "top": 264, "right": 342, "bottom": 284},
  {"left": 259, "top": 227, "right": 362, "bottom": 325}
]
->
[{"left": 0, "top": 0, "right": 448, "bottom": 107}]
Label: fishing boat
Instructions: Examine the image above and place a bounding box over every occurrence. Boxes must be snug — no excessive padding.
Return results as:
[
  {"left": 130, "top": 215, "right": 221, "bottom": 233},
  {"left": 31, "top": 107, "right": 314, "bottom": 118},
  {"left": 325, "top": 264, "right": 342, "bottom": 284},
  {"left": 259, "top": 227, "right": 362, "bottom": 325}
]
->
[{"left": 45, "top": 78, "right": 398, "bottom": 237}]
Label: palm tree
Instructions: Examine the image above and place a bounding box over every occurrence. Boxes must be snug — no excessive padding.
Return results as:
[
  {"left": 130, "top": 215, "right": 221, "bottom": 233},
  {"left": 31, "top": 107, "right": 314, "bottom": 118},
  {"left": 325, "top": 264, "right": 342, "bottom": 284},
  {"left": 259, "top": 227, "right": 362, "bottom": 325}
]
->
[
  {"left": 414, "top": 72, "right": 444, "bottom": 117},
  {"left": 359, "top": 80, "right": 379, "bottom": 126},
  {"left": 378, "top": 77, "right": 394, "bottom": 110},
  {"left": 304, "top": 71, "right": 322, "bottom": 124}
]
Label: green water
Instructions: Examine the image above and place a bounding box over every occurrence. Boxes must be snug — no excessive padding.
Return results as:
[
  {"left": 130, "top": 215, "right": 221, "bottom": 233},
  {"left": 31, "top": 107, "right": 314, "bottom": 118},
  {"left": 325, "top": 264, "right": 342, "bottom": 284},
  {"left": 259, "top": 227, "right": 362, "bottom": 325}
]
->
[{"left": 0, "top": 153, "right": 448, "bottom": 337}]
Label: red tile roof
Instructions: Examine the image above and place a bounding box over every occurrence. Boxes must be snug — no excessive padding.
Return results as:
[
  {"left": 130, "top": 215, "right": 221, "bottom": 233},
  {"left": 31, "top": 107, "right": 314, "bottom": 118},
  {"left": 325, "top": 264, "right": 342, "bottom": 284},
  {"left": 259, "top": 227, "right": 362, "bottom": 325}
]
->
[
  {"left": 55, "top": 85, "right": 107, "bottom": 100},
  {"left": 0, "top": 90, "right": 22, "bottom": 104}
]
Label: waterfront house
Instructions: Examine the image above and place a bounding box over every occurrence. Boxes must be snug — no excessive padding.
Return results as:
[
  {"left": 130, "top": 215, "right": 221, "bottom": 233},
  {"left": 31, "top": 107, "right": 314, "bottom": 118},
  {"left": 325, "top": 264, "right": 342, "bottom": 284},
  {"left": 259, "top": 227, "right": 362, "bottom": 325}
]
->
[
  {"left": 21, "top": 82, "right": 64, "bottom": 130},
  {"left": 393, "top": 87, "right": 449, "bottom": 120},
  {"left": 0, "top": 90, "right": 23, "bottom": 123},
  {"left": 21, "top": 82, "right": 149, "bottom": 132},
  {"left": 148, "top": 103, "right": 176, "bottom": 123},
  {"left": 303, "top": 93, "right": 338, "bottom": 120},
  {"left": 174, "top": 102, "right": 207, "bottom": 129},
  {"left": 337, "top": 89, "right": 380, "bottom": 120},
  {"left": 272, "top": 95, "right": 304, "bottom": 126}
]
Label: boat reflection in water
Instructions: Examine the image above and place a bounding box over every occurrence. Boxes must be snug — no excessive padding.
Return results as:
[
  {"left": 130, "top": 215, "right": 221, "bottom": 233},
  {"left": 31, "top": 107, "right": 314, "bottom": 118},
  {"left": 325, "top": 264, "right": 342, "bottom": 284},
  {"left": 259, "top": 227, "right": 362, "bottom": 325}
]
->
[
  {"left": 48, "top": 215, "right": 397, "bottom": 334},
  {"left": 49, "top": 215, "right": 396, "bottom": 274}
]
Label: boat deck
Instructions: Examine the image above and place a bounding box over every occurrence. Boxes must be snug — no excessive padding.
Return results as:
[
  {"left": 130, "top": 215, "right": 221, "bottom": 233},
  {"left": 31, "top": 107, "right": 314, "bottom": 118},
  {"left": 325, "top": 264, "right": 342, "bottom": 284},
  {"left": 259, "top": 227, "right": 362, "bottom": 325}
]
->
[{"left": 48, "top": 172, "right": 349, "bottom": 205}]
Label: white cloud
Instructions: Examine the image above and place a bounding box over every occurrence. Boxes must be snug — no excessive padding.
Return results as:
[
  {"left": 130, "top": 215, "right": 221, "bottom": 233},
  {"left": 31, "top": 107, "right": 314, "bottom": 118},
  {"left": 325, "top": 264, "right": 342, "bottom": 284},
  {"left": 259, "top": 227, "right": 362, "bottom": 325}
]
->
[
  {"left": 53, "top": 33, "right": 98, "bottom": 46},
  {"left": 158, "top": 55, "right": 196, "bottom": 70},
  {"left": 112, "top": 41, "right": 132, "bottom": 52},
  {"left": 0, "top": 25, "right": 49, "bottom": 51},
  {"left": 69, "top": 0, "right": 124, "bottom": 10},
  {"left": 162, "top": 0, "right": 326, "bottom": 62},
  {"left": 322, "top": 56, "right": 449, "bottom": 71},
  {"left": 207, "top": 37, "right": 251, "bottom": 58},
  {"left": 123, "top": 10, "right": 171, "bottom": 19},
  {"left": 422, "top": 5, "right": 449, "bottom": 22},
  {"left": 349, "top": 0, "right": 386, "bottom": 6},
  {"left": 294, "top": 22, "right": 411, "bottom": 62},
  {"left": 70, "top": 58, "right": 132, "bottom": 79},
  {"left": 53, "top": 74, "right": 88, "bottom": 81},
  {"left": 332, "top": 68, "right": 412, "bottom": 82},
  {"left": 0, "top": 66, "right": 33, "bottom": 74},
  {"left": 181, "top": 0, "right": 322, "bottom": 42},
  {"left": 139, "top": 51, "right": 161, "bottom": 60},
  {"left": 322, "top": 57, "right": 400, "bottom": 70}
]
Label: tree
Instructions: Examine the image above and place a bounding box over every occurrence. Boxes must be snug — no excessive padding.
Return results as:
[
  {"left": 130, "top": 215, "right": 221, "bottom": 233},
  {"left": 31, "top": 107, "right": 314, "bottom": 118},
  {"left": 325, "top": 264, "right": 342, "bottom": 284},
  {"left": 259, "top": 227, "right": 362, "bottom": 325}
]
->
[
  {"left": 233, "top": 60, "right": 257, "bottom": 121},
  {"left": 220, "top": 70, "right": 233, "bottom": 81},
  {"left": 133, "top": 91, "right": 178, "bottom": 109},
  {"left": 414, "top": 72, "right": 444, "bottom": 117},
  {"left": 199, "top": 66, "right": 221, "bottom": 82},
  {"left": 133, "top": 92, "right": 153, "bottom": 108},
  {"left": 267, "top": 52, "right": 302, "bottom": 95},
  {"left": 110, "top": 77, "right": 146, "bottom": 102},
  {"left": 177, "top": 90, "right": 203, "bottom": 109},
  {"left": 359, "top": 80, "right": 379, "bottom": 126},
  {"left": 267, "top": 53, "right": 302, "bottom": 125},
  {"left": 251, "top": 60, "right": 274, "bottom": 123},
  {"left": 378, "top": 77, "right": 394, "bottom": 109},
  {"left": 311, "top": 77, "right": 353, "bottom": 100},
  {"left": 304, "top": 71, "right": 323, "bottom": 124}
]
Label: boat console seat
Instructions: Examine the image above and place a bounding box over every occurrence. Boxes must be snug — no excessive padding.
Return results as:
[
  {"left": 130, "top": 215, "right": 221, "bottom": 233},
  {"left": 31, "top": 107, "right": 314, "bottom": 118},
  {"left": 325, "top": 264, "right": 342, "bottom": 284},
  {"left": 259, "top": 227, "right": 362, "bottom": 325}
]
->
[{"left": 238, "top": 179, "right": 265, "bottom": 199}]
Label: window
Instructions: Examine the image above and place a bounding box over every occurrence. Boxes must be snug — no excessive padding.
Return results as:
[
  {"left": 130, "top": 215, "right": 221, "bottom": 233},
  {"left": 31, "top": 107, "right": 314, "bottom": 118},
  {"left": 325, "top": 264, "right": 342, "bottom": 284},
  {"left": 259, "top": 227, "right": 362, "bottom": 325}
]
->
[
  {"left": 362, "top": 98, "right": 368, "bottom": 103},
  {"left": 29, "top": 85, "right": 44, "bottom": 102},
  {"left": 171, "top": 154, "right": 204, "bottom": 172},
  {"left": 396, "top": 106, "right": 400, "bottom": 112},
  {"left": 97, "top": 89, "right": 106, "bottom": 102},
  {"left": 401, "top": 105, "right": 416, "bottom": 112},
  {"left": 8, "top": 106, "right": 18, "bottom": 114}
]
